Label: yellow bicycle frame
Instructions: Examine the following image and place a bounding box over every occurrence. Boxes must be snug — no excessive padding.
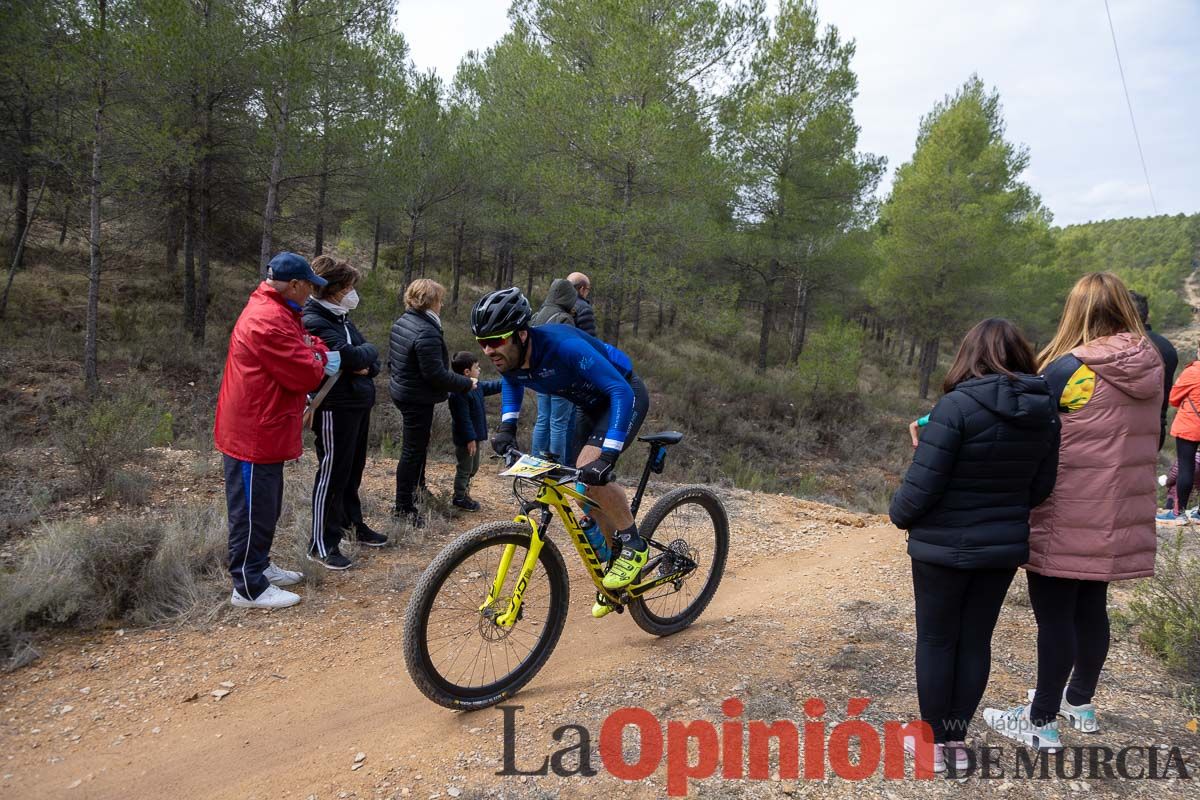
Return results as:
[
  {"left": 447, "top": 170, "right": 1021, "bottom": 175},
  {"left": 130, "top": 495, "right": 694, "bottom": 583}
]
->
[{"left": 479, "top": 476, "right": 691, "bottom": 627}]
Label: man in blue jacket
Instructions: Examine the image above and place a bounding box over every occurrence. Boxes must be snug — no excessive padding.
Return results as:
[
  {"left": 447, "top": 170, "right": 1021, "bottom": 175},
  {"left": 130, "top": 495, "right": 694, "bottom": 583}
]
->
[
  {"left": 471, "top": 288, "right": 650, "bottom": 618},
  {"left": 447, "top": 351, "right": 503, "bottom": 511}
]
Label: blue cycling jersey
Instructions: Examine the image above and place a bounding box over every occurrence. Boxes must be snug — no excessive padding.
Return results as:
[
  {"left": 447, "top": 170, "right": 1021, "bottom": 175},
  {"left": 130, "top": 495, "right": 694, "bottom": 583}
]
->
[{"left": 500, "top": 325, "right": 635, "bottom": 453}]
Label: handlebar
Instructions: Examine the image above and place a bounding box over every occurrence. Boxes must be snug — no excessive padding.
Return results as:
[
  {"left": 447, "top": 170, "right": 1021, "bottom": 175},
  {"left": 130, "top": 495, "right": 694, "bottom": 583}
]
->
[{"left": 492, "top": 448, "right": 587, "bottom": 483}]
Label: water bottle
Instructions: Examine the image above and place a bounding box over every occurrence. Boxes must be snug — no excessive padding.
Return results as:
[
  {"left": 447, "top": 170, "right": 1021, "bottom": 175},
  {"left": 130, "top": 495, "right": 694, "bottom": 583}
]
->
[{"left": 580, "top": 515, "right": 611, "bottom": 563}]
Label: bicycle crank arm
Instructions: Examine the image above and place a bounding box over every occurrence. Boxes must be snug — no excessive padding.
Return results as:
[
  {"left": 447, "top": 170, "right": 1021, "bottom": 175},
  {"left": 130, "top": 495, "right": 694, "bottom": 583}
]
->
[{"left": 626, "top": 568, "right": 694, "bottom": 598}]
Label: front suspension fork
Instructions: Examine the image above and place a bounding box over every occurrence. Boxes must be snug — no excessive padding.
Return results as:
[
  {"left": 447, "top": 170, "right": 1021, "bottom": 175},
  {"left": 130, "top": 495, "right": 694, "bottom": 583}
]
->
[{"left": 480, "top": 505, "right": 551, "bottom": 627}]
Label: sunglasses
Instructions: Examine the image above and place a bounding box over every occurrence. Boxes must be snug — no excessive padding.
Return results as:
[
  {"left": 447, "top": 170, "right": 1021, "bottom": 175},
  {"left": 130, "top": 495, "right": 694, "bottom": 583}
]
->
[{"left": 477, "top": 331, "right": 514, "bottom": 348}]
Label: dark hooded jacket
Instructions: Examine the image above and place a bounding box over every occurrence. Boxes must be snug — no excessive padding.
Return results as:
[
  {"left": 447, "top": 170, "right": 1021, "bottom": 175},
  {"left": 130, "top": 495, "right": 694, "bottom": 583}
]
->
[
  {"left": 573, "top": 295, "right": 596, "bottom": 337},
  {"left": 531, "top": 279, "right": 578, "bottom": 327},
  {"left": 890, "top": 373, "right": 1061, "bottom": 570}
]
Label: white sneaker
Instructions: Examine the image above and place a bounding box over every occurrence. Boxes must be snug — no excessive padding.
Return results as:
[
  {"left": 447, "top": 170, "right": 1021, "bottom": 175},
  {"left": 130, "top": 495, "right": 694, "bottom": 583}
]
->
[
  {"left": 1026, "top": 688, "right": 1100, "bottom": 732},
  {"left": 944, "top": 741, "right": 971, "bottom": 772},
  {"left": 230, "top": 584, "right": 301, "bottom": 609},
  {"left": 983, "top": 704, "right": 1061, "bottom": 751},
  {"left": 263, "top": 562, "right": 303, "bottom": 587},
  {"left": 902, "top": 734, "right": 945, "bottom": 773}
]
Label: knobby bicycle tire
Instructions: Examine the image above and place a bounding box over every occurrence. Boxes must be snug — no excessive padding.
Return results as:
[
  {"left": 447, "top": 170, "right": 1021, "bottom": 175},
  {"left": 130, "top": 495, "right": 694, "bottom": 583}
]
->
[
  {"left": 403, "top": 521, "right": 570, "bottom": 710},
  {"left": 628, "top": 485, "right": 729, "bottom": 636}
]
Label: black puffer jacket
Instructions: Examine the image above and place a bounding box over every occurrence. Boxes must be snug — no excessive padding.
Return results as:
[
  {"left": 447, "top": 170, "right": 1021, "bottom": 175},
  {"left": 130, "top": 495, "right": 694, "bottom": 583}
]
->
[
  {"left": 574, "top": 296, "right": 596, "bottom": 337},
  {"left": 531, "top": 279, "right": 578, "bottom": 327},
  {"left": 889, "top": 373, "right": 1060, "bottom": 570},
  {"left": 302, "top": 299, "right": 380, "bottom": 410},
  {"left": 387, "top": 309, "right": 472, "bottom": 406}
]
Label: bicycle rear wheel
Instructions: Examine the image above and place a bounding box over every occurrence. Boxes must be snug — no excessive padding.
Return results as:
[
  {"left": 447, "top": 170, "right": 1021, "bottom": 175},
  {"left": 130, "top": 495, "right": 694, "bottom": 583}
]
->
[
  {"left": 403, "top": 521, "right": 569, "bottom": 710},
  {"left": 628, "top": 486, "right": 729, "bottom": 636}
]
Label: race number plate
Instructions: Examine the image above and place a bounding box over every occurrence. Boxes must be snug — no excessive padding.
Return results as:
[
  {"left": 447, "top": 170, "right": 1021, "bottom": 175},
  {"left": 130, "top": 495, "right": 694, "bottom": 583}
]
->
[{"left": 500, "top": 454, "right": 557, "bottom": 478}]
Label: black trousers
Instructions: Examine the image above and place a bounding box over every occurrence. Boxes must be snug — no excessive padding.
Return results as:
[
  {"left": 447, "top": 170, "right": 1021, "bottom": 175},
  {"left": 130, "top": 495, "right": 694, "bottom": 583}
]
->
[
  {"left": 1176, "top": 438, "right": 1200, "bottom": 511},
  {"left": 223, "top": 456, "right": 284, "bottom": 601},
  {"left": 394, "top": 402, "right": 434, "bottom": 511},
  {"left": 1027, "top": 571, "right": 1110, "bottom": 725},
  {"left": 310, "top": 407, "right": 370, "bottom": 556},
  {"left": 911, "top": 559, "right": 1016, "bottom": 743}
]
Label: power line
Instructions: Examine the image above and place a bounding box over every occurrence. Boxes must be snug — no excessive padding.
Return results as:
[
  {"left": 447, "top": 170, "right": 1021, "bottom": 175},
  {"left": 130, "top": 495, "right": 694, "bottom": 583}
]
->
[{"left": 1103, "top": 0, "right": 1158, "bottom": 214}]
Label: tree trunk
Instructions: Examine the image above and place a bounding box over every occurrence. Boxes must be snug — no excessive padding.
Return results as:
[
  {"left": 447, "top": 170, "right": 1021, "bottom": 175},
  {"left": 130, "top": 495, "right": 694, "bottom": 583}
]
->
[
  {"left": 182, "top": 171, "right": 196, "bottom": 328},
  {"left": 655, "top": 293, "right": 664, "bottom": 336},
  {"left": 474, "top": 240, "right": 483, "bottom": 281},
  {"left": 11, "top": 100, "right": 32, "bottom": 271},
  {"left": 420, "top": 234, "right": 427, "bottom": 278},
  {"left": 403, "top": 213, "right": 417, "bottom": 287},
  {"left": 59, "top": 197, "right": 71, "bottom": 245},
  {"left": 451, "top": 217, "right": 464, "bottom": 312},
  {"left": 259, "top": 92, "right": 289, "bottom": 277},
  {"left": 907, "top": 336, "right": 917, "bottom": 366},
  {"left": 788, "top": 281, "right": 809, "bottom": 362},
  {"left": 0, "top": 175, "right": 46, "bottom": 318},
  {"left": 631, "top": 278, "right": 643, "bottom": 336},
  {"left": 84, "top": 0, "right": 107, "bottom": 395},
  {"left": 164, "top": 198, "right": 180, "bottom": 272},
  {"left": 193, "top": 103, "right": 213, "bottom": 343},
  {"left": 370, "top": 212, "right": 382, "bottom": 271},
  {"left": 756, "top": 262, "right": 778, "bottom": 373},
  {"left": 314, "top": 158, "right": 328, "bottom": 255},
  {"left": 918, "top": 337, "right": 938, "bottom": 399}
]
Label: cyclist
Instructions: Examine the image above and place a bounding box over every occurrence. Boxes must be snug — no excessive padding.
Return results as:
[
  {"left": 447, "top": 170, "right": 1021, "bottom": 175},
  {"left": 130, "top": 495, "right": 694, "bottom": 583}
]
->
[{"left": 472, "top": 288, "right": 650, "bottom": 615}]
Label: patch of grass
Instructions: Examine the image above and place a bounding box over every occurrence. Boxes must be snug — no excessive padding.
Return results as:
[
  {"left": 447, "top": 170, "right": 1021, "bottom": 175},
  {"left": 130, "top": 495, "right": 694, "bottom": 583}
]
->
[
  {"left": 104, "top": 469, "right": 152, "bottom": 506},
  {"left": 0, "top": 503, "right": 228, "bottom": 667},
  {"left": 1127, "top": 531, "right": 1200, "bottom": 704}
]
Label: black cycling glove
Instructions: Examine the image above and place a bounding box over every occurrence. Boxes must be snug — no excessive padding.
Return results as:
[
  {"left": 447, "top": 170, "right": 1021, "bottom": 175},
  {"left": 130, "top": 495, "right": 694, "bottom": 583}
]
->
[
  {"left": 579, "top": 450, "right": 618, "bottom": 486},
  {"left": 491, "top": 422, "right": 518, "bottom": 457}
]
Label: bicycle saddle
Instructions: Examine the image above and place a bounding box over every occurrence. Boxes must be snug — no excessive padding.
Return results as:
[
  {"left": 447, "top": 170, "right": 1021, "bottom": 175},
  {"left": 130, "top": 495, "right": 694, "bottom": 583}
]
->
[{"left": 638, "top": 431, "right": 684, "bottom": 446}]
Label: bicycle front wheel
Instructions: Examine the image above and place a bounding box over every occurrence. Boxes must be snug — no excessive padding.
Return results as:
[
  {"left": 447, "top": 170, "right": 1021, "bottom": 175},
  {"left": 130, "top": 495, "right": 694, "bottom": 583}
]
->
[
  {"left": 403, "top": 521, "right": 570, "bottom": 710},
  {"left": 629, "top": 486, "right": 729, "bottom": 636}
]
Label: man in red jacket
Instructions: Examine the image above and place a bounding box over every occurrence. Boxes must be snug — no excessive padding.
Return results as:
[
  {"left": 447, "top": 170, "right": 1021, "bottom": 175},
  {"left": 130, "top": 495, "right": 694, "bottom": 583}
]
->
[{"left": 215, "top": 252, "right": 339, "bottom": 609}]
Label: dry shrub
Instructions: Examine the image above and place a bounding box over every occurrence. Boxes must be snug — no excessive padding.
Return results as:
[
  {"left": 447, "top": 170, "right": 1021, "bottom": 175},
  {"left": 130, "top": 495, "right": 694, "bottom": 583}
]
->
[{"left": 0, "top": 503, "right": 227, "bottom": 668}]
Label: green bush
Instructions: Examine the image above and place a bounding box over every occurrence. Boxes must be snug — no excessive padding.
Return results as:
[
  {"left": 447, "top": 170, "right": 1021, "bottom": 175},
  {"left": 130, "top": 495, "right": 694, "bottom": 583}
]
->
[
  {"left": 54, "top": 383, "right": 174, "bottom": 493},
  {"left": 794, "top": 317, "right": 865, "bottom": 418},
  {"left": 1128, "top": 532, "right": 1200, "bottom": 708}
]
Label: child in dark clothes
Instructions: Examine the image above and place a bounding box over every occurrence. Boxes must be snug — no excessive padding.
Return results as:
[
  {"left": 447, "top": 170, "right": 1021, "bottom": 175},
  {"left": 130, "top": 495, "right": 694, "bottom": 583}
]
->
[{"left": 447, "top": 352, "right": 503, "bottom": 511}]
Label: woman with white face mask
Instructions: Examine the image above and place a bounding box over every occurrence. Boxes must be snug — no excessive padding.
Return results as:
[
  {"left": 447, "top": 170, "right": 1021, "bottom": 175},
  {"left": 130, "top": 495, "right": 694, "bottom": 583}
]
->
[{"left": 301, "top": 255, "right": 386, "bottom": 569}]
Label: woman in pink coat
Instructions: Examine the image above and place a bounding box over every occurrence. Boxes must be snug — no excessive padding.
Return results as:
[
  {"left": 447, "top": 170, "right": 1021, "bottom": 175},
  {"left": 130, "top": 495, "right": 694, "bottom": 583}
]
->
[{"left": 985, "top": 272, "right": 1162, "bottom": 752}]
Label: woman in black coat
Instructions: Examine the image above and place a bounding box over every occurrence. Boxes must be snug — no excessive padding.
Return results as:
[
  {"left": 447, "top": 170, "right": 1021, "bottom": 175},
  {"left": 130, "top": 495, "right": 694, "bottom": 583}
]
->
[
  {"left": 889, "top": 318, "right": 1059, "bottom": 772},
  {"left": 302, "top": 256, "right": 385, "bottom": 570},
  {"left": 387, "top": 279, "right": 476, "bottom": 527}
]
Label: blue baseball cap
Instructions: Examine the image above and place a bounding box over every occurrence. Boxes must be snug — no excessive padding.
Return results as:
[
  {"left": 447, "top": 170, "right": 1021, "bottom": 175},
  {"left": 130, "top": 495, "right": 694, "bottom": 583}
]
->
[{"left": 266, "top": 252, "right": 327, "bottom": 287}]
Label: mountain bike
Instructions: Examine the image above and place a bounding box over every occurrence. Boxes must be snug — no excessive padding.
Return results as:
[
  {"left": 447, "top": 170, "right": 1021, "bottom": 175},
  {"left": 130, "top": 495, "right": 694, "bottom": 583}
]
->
[{"left": 403, "top": 431, "right": 729, "bottom": 710}]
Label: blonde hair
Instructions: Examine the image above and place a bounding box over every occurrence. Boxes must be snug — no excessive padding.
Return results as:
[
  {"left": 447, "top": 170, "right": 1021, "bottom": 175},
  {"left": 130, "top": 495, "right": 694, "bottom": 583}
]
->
[
  {"left": 1037, "top": 272, "right": 1147, "bottom": 371},
  {"left": 404, "top": 278, "right": 446, "bottom": 312}
]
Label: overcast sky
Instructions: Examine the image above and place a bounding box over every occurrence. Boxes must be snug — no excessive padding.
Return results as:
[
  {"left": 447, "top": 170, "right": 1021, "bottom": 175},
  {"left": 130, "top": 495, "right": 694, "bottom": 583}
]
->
[{"left": 393, "top": 0, "right": 1199, "bottom": 226}]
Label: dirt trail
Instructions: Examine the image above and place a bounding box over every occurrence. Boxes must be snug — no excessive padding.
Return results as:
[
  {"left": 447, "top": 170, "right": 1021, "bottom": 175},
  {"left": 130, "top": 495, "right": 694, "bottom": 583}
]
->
[
  {"left": 1162, "top": 269, "right": 1200, "bottom": 354},
  {"left": 2, "top": 463, "right": 1196, "bottom": 800}
]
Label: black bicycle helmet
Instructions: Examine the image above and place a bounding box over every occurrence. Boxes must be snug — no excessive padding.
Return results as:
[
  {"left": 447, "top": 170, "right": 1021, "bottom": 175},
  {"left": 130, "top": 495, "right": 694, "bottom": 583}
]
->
[{"left": 472, "top": 287, "right": 532, "bottom": 337}]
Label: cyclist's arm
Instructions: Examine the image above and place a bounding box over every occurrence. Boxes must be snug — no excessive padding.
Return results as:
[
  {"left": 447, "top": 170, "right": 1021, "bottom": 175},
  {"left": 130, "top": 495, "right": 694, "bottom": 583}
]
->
[{"left": 500, "top": 375, "right": 524, "bottom": 428}]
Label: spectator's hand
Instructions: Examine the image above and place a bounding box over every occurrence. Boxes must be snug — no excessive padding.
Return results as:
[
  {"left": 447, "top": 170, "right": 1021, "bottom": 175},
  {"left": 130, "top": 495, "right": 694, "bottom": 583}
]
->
[
  {"left": 471, "top": 377, "right": 479, "bottom": 390},
  {"left": 467, "top": 441, "right": 477, "bottom": 457},
  {"left": 354, "top": 367, "right": 369, "bottom": 375},
  {"left": 579, "top": 450, "right": 617, "bottom": 486},
  {"left": 323, "top": 350, "right": 341, "bottom": 376},
  {"left": 908, "top": 419, "right": 920, "bottom": 448},
  {"left": 491, "top": 423, "right": 517, "bottom": 456}
]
